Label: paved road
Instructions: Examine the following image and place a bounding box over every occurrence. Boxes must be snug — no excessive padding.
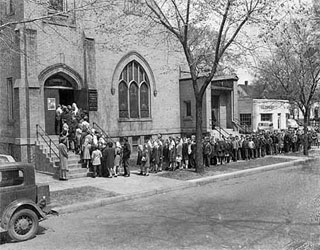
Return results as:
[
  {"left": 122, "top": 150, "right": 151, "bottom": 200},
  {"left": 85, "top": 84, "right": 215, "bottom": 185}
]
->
[{"left": 2, "top": 160, "right": 320, "bottom": 250}]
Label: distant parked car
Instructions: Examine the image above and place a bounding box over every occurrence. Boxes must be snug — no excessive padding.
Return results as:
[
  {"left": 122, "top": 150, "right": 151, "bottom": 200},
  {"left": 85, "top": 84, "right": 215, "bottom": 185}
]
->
[
  {"left": 0, "top": 154, "right": 15, "bottom": 163},
  {"left": 287, "top": 119, "right": 299, "bottom": 129},
  {"left": 0, "top": 162, "right": 50, "bottom": 242},
  {"left": 257, "top": 122, "right": 274, "bottom": 132}
]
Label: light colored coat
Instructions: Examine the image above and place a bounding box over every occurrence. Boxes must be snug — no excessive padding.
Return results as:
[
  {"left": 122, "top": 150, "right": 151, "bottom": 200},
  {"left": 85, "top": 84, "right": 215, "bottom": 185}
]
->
[{"left": 58, "top": 143, "right": 68, "bottom": 170}]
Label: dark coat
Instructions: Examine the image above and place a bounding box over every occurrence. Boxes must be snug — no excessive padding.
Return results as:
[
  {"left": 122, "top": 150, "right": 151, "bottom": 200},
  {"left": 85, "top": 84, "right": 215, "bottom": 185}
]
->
[
  {"left": 122, "top": 142, "right": 131, "bottom": 160},
  {"left": 102, "top": 147, "right": 115, "bottom": 171}
]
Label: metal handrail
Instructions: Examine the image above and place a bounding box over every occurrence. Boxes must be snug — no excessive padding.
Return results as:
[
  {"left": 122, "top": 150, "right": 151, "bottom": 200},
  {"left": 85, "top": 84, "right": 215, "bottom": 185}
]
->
[
  {"left": 213, "top": 124, "right": 231, "bottom": 138},
  {"left": 92, "top": 122, "right": 114, "bottom": 143},
  {"left": 36, "top": 124, "right": 60, "bottom": 160},
  {"left": 232, "top": 119, "right": 245, "bottom": 131},
  {"left": 232, "top": 119, "right": 251, "bottom": 134}
]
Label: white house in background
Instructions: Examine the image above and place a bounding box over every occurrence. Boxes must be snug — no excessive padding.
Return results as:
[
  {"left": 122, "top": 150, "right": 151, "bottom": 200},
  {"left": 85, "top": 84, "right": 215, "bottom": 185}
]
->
[{"left": 238, "top": 98, "right": 290, "bottom": 132}]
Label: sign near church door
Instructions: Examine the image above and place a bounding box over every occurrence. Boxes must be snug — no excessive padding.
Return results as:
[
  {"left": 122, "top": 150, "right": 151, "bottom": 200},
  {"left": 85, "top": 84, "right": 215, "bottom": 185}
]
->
[
  {"left": 47, "top": 98, "right": 56, "bottom": 110},
  {"left": 88, "top": 89, "right": 98, "bottom": 111}
]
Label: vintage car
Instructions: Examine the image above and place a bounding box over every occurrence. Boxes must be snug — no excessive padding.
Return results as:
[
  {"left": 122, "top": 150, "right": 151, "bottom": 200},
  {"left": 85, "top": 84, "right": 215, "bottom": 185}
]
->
[
  {"left": 0, "top": 154, "right": 16, "bottom": 163},
  {"left": 0, "top": 162, "right": 50, "bottom": 241},
  {"left": 257, "top": 121, "right": 274, "bottom": 132}
]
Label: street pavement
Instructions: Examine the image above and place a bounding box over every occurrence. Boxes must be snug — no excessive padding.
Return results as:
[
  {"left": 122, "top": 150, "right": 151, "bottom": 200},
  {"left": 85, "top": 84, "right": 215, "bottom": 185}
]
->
[
  {"left": 4, "top": 152, "right": 320, "bottom": 250},
  {"left": 36, "top": 147, "right": 320, "bottom": 215}
]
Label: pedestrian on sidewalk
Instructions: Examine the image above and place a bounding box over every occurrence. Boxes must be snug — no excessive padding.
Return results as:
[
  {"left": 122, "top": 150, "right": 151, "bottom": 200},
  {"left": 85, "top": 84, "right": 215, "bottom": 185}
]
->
[
  {"left": 91, "top": 145, "right": 102, "bottom": 178},
  {"left": 122, "top": 137, "right": 131, "bottom": 177},
  {"left": 157, "top": 138, "right": 163, "bottom": 172},
  {"left": 137, "top": 144, "right": 143, "bottom": 175},
  {"left": 141, "top": 143, "right": 150, "bottom": 176},
  {"left": 169, "top": 137, "right": 176, "bottom": 171},
  {"left": 176, "top": 138, "right": 183, "bottom": 169},
  {"left": 203, "top": 137, "right": 212, "bottom": 167},
  {"left": 114, "top": 141, "right": 122, "bottom": 177},
  {"left": 82, "top": 134, "right": 92, "bottom": 170},
  {"left": 103, "top": 141, "right": 115, "bottom": 178},
  {"left": 58, "top": 135, "right": 68, "bottom": 181}
]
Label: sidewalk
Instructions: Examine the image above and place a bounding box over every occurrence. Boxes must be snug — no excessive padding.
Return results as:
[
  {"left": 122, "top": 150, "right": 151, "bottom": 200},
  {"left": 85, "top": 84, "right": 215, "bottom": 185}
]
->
[{"left": 37, "top": 147, "right": 320, "bottom": 215}]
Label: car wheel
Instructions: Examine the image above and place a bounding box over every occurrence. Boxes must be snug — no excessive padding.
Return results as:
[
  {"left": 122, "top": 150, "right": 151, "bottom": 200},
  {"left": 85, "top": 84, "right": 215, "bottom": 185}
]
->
[{"left": 8, "top": 209, "right": 39, "bottom": 242}]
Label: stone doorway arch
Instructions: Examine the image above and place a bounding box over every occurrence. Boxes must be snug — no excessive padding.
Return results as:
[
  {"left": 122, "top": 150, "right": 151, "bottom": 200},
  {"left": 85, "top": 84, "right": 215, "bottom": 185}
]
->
[{"left": 39, "top": 64, "right": 86, "bottom": 135}]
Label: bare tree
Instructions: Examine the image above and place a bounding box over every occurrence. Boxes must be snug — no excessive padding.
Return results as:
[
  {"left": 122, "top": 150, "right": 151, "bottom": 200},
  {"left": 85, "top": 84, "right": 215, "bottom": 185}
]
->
[
  {"left": 255, "top": 2, "right": 320, "bottom": 155},
  {"left": 140, "top": 0, "right": 283, "bottom": 173}
]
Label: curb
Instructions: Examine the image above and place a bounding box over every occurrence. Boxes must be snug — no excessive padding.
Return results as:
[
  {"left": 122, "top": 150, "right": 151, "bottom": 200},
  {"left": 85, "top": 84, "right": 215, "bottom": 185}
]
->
[
  {"left": 51, "top": 156, "right": 316, "bottom": 215},
  {"left": 53, "top": 182, "right": 197, "bottom": 215},
  {"left": 188, "top": 157, "right": 314, "bottom": 186}
]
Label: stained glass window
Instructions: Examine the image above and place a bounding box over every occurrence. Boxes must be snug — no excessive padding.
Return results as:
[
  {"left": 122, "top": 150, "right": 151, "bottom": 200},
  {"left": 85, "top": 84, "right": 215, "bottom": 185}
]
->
[
  {"left": 119, "top": 81, "right": 128, "bottom": 118},
  {"left": 129, "top": 82, "right": 139, "bottom": 118},
  {"left": 119, "top": 60, "right": 150, "bottom": 119},
  {"left": 140, "top": 83, "right": 149, "bottom": 118}
]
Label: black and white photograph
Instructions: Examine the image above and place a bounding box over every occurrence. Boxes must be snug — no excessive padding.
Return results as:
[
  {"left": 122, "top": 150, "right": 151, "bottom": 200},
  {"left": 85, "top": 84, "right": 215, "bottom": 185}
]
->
[{"left": 0, "top": 0, "right": 320, "bottom": 249}]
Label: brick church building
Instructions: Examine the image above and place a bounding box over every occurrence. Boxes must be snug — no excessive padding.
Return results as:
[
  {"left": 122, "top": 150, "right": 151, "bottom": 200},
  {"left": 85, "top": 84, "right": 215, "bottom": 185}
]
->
[{"left": 0, "top": 0, "right": 238, "bottom": 168}]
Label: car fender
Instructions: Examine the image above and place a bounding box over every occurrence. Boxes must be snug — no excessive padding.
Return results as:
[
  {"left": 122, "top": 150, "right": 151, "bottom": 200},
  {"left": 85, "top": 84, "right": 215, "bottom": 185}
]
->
[{"left": 1, "top": 198, "right": 47, "bottom": 231}]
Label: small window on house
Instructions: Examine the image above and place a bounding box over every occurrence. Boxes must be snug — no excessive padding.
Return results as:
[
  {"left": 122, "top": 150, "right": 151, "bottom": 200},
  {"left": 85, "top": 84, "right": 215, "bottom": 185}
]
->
[
  {"left": 261, "top": 113, "right": 272, "bottom": 122},
  {"left": 184, "top": 101, "right": 191, "bottom": 117},
  {"left": 240, "top": 113, "right": 252, "bottom": 126},
  {"left": 7, "top": 78, "right": 14, "bottom": 121},
  {"left": 49, "top": 0, "right": 64, "bottom": 11}
]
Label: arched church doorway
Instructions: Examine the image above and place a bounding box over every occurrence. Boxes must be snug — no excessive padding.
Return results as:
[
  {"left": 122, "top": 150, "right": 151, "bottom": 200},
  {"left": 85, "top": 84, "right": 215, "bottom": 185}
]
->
[{"left": 44, "top": 73, "right": 77, "bottom": 135}]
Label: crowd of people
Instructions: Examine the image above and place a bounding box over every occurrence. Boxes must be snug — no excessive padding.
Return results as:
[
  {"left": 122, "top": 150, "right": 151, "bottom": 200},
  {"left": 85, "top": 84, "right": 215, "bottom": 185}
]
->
[{"left": 56, "top": 104, "right": 318, "bottom": 180}]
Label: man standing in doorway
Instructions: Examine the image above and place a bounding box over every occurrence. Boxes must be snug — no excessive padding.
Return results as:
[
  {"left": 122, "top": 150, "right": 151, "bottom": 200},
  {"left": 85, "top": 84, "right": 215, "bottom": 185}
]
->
[{"left": 122, "top": 137, "right": 131, "bottom": 177}]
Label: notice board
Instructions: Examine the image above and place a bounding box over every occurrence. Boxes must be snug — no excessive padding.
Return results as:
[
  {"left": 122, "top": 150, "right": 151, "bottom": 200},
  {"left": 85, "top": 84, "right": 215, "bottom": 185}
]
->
[{"left": 88, "top": 89, "right": 98, "bottom": 111}]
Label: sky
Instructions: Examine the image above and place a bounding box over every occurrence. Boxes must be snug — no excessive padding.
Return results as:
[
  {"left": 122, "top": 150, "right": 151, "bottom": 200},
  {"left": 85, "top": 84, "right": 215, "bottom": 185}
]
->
[{"left": 237, "top": 68, "right": 254, "bottom": 85}]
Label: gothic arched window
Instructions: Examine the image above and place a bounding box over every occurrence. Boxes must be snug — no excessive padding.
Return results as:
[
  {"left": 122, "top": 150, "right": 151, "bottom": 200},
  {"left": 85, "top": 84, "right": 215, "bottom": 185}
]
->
[
  {"left": 119, "top": 60, "right": 150, "bottom": 119},
  {"left": 119, "top": 81, "right": 128, "bottom": 118}
]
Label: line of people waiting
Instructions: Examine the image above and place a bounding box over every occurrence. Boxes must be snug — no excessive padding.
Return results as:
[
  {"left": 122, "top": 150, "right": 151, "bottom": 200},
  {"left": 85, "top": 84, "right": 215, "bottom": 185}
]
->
[{"left": 58, "top": 118, "right": 316, "bottom": 180}]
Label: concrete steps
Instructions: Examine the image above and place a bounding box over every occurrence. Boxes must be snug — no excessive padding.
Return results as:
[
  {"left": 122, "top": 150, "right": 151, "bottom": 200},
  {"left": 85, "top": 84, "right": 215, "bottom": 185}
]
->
[{"left": 35, "top": 135, "right": 87, "bottom": 179}]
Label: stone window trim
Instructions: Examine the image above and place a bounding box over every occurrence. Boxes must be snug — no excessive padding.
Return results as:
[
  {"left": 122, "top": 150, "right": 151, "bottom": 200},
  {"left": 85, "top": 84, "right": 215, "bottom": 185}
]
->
[
  {"left": 118, "top": 59, "right": 152, "bottom": 120},
  {"left": 111, "top": 51, "right": 157, "bottom": 97}
]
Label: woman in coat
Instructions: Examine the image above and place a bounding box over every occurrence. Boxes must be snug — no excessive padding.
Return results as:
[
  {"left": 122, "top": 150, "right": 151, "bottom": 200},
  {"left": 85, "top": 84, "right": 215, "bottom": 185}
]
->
[
  {"left": 58, "top": 135, "right": 68, "bottom": 180},
  {"left": 103, "top": 142, "right": 115, "bottom": 178}
]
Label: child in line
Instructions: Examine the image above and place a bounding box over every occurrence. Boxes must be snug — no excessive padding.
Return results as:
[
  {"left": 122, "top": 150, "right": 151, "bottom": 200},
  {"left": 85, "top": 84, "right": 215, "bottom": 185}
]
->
[{"left": 91, "top": 146, "right": 102, "bottom": 178}]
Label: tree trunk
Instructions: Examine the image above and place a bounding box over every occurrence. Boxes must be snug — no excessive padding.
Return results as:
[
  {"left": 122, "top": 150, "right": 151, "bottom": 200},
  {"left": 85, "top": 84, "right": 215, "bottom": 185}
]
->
[
  {"left": 303, "top": 110, "right": 310, "bottom": 156},
  {"left": 195, "top": 95, "right": 204, "bottom": 173}
]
